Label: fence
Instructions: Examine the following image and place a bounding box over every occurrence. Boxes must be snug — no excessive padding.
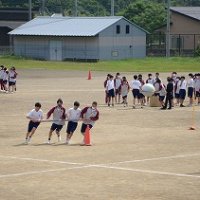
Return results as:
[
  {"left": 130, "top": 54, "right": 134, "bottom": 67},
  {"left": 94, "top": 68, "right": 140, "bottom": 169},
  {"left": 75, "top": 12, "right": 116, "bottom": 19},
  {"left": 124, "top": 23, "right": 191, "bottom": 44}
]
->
[
  {"left": 147, "top": 34, "right": 200, "bottom": 57},
  {"left": 1, "top": 34, "right": 200, "bottom": 57}
]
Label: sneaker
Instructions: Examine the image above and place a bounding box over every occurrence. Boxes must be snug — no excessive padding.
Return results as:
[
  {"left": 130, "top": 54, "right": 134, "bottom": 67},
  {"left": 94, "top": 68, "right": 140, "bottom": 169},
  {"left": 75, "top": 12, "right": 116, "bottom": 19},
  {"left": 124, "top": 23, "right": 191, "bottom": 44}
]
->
[
  {"left": 46, "top": 140, "right": 51, "bottom": 144},
  {"left": 180, "top": 104, "right": 185, "bottom": 107},
  {"left": 167, "top": 107, "right": 172, "bottom": 110},
  {"left": 66, "top": 140, "right": 70, "bottom": 145},
  {"left": 58, "top": 135, "right": 62, "bottom": 142},
  {"left": 161, "top": 107, "right": 166, "bottom": 110}
]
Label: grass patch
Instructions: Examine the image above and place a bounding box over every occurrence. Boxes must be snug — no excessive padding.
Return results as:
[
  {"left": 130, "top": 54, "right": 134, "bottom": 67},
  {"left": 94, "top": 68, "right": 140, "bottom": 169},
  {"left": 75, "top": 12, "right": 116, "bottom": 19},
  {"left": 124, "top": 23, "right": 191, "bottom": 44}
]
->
[{"left": 1, "top": 55, "right": 200, "bottom": 72}]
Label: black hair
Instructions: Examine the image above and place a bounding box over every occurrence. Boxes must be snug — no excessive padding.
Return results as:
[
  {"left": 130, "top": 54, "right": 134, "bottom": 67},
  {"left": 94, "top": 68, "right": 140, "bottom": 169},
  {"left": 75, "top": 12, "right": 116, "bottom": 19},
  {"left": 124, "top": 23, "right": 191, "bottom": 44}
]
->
[
  {"left": 74, "top": 101, "right": 80, "bottom": 107},
  {"left": 133, "top": 75, "right": 137, "bottom": 80},
  {"left": 148, "top": 73, "right": 152, "bottom": 77},
  {"left": 156, "top": 72, "right": 159, "bottom": 76},
  {"left": 172, "top": 72, "right": 177, "bottom": 74},
  {"left": 156, "top": 79, "right": 161, "bottom": 84},
  {"left": 57, "top": 98, "right": 63, "bottom": 104},
  {"left": 35, "top": 102, "right": 41, "bottom": 108},
  {"left": 181, "top": 76, "right": 185, "bottom": 79},
  {"left": 116, "top": 72, "right": 120, "bottom": 76},
  {"left": 167, "top": 77, "right": 172, "bottom": 82},
  {"left": 188, "top": 73, "right": 193, "bottom": 78},
  {"left": 92, "top": 101, "right": 98, "bottom": 106}
]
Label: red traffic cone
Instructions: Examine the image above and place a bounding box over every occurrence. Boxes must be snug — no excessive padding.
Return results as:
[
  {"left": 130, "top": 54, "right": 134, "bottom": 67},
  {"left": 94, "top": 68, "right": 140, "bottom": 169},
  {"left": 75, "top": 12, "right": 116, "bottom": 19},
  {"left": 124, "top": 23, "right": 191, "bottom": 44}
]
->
[
  {"left": 84, "top": 125, "right": 92, "bottom": 146},
  {"left": 88, "top": 70, "right": 92, "bottom": 80}
]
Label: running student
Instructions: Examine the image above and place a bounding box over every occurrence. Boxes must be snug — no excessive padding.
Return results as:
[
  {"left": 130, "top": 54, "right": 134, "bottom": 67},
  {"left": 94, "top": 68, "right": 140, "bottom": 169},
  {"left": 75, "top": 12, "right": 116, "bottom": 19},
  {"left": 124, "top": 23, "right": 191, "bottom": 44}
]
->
[
  {"left": 121, "top": 76, "right": 130, "bottom": 107},
  {"left": 66, "top": 101, "right": 81, "bottom": 144},
  {"left": 114, "top": 73, "right": 122, "bottom": 104},
  {"left": 80, "top": 101, "right": 99, "bottom": 145},
  {"left": 25, "top": 102, "right": 43, "bottom": 144},
  {"left": 46, "top": 99, "right": 66, "bottom": 144}
]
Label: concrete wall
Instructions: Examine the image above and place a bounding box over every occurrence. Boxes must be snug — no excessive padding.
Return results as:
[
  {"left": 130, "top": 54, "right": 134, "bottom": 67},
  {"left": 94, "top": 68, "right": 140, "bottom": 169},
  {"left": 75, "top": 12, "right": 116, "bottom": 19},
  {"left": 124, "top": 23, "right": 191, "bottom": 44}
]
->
[{"left": 99, "top": 18, "right": 146, "bottom": 60}]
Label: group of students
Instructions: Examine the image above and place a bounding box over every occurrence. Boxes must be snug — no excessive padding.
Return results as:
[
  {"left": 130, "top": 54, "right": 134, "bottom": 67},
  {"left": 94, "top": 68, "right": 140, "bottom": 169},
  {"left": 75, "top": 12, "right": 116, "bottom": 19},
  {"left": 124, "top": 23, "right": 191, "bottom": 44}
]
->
[
  {"left": 25, "top": 99, "right": 99, "bottom": 145},
  {"left": 104, "top": 72, "right": 200, "bottom": 109},
  {"left": 0, "top": 65, "right": 18, "bottom": 93}
]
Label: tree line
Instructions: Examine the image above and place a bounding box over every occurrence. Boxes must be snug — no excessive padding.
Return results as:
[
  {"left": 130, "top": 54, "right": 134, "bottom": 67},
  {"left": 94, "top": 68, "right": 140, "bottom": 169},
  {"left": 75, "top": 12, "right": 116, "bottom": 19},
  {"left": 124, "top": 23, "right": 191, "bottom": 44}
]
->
[{"left": 0, "top": 0, "right": 200, "bottom": 32}]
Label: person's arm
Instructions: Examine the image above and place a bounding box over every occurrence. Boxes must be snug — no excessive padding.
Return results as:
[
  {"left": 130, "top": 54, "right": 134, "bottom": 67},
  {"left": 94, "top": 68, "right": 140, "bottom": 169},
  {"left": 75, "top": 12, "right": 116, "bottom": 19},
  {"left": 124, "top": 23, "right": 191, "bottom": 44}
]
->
[
  {"left": 46, "top": 107, "right": 55, "bottom": 119},
  {"left": 81, "top": 107, "right": 89, "bottom": 118},
  {"left": 62, "top": 108, "right": 66, "bottom": 120},
  {"left": 90, "top": 110, "right": 99, "bottom": 121}
]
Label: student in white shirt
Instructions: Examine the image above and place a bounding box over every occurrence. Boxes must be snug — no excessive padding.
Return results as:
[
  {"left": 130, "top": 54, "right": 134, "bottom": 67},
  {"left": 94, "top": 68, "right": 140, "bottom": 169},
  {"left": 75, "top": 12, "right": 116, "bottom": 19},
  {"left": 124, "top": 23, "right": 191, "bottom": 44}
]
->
[
  {"left": 187, "top": 73, "right": 194, "bottom": 106},
  {"left": 2, "top": 68, "right": 9, "bottom": 92},
  {"left": 175, "top": 77, "right": 181, "bottom": 105},
  {"left": 25, "top": 102, "right": 43, "bottom": 144},
  {"left": 114, "top": 73, "right": 122, "bottom": 104},
  {"left": 66, "top": 101, "right": 81, "bottom": 144},
  {"left": 106, "top": 75, "right": 115, "bottom": 107},
  {"left": 194, "top": 73, "right": 200, "bottom": 105},
  {"left": 9, "top": 66, "right": 18, "bottom": 93},
  {"left": 179, "top": 76, "right": 187, "bottom": 107},
  {"left": 130, "top": 75, "right": 141, "bottom": 109}
]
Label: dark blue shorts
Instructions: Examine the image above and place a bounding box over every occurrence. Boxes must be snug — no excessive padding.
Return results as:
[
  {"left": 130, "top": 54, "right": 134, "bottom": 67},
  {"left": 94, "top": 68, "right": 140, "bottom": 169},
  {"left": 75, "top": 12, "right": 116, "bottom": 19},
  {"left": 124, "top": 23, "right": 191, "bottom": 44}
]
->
[
  {"left": 188, "top": 87, "right": 194, "bottom": 98},
  {"left": 159, "top": 96, "right": 165, "bottom": 101},
  {"left": 67, "top": 121, "right": 78, "bottom": 134},
  {"left": 132, "top": 89, "right": 140, "bottom": 98},
  {"left": 28, "top": 121, "right": 40, "bottom": 132},
  {"left": 51, "top": 123, "right": 63, "bottom": 132},
  {"left": 81, "top": 123, "right": 93, "bottom": 133},
  {"left": 179, "top": 89, "right": 186, "bottom": 100},
  {"left": 108, "top": 89, "right": 115, "bottom": 97},
  {"left": 139, "top": 93, "right": 145, "bottom": 99},
  {"left": 175, "top": 93, "right": 180, "bottom": 99},
  {"left": 9, "top": 82, "right": 15, "bottom": 86},
  {"left": 196, "top": 91, "right": 200, "bottom": 97},
  {"left": 115, "top": 88, "right": 121, "bottom": 95},
  {"left": 3, "top": 80, "right": 7, "bottom": 84}
]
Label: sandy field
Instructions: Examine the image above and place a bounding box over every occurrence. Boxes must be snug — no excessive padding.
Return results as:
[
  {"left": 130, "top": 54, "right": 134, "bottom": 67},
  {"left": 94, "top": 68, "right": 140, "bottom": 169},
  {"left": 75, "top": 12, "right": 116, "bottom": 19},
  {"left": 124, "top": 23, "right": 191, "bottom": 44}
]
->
[{"left": 0, "top": 69, "right": 200, "bottom": 200}]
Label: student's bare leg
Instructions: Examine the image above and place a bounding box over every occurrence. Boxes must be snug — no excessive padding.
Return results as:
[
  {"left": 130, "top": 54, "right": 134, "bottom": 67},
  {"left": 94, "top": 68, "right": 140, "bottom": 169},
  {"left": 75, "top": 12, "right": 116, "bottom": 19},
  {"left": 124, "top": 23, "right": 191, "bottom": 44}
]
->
[
  {"left": 29, "top": 128, "right": 36, "bottom": 138},
  {"left": 56, "top": 131, "right": 61, "bottom": 142},
  {"left": 48, "top": 130, "right": 54, "bottom": 141},
  {"left": 133, "top": 98, "right": 136, "bottom": 108},
  {"left": 111, "top": 97, "right": 114, "bottom": 106}
]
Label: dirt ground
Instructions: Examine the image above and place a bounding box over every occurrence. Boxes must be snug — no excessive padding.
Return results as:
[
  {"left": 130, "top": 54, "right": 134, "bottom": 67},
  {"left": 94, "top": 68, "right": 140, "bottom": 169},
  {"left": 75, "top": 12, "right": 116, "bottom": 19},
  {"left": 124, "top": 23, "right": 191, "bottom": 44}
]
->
[{"left": 0, "top": 69, "right": 200, "bottom": 200}]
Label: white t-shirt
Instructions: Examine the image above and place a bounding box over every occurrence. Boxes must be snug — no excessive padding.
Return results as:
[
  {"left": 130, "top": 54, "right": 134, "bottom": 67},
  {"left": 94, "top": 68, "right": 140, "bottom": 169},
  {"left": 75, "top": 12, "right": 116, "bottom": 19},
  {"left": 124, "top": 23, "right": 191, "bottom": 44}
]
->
[
  {"left": 187, "top": 78, "right": 194, "bottom": 88},
  {"left": 180, "top": 80, "right": 187, "bottom": 90},
  {"left": 115, "top": 78, "right": 122, "bottom": 89},
  {"left": 146, "top": 78, "right": 154, "bottom": 85},
  {"left": 27, "top": 109, "right": 43, "bottom": 122},
  {"left": 67, "top": 108, "right": 81, "bottom": 122},
  {"left": 175, "top": 80, "right": 181, "bottom": 94},
  {"left": 130, "top": 80, "right": 141, "bottom": 90},
  {"left": 106, "top": 79, "right": 114, "bottom": 91},
  {"left": 194, "top": 79, "right": 200, "bottom": 91},
  {"left": 9, "top": 70, "right": 17, "bottom": 83},
  {"left": 0, "top": 69, "right": 4, "bottom": 79},
  {"left": 3, "top": 71, "right": 8, "bottom": 81}
]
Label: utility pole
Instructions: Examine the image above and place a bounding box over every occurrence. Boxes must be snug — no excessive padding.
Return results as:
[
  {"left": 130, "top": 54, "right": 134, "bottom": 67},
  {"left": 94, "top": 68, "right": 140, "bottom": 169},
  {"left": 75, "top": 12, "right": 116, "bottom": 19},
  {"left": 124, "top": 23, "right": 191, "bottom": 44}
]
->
[
  {"left": 75, "top": 0, "right": 78, "bottom": 16},
  {"left": 166, "top": 0, "right": 171, "bottom": 57},
  {"left": 111, "top": 0, "right": 114, "bottom": 16},
  {"left": 29, "top": 0, "right": 32, "bottom": 20},
  {"left": 42, "top": 0, "right": 45, "bottom": 16}
]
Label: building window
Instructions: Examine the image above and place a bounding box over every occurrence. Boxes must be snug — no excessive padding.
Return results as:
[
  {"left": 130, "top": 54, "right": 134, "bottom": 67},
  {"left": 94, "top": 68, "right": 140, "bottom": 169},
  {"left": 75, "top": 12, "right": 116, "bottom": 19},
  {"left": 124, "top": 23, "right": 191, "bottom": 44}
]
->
[
  {"left": 116, "top": 25, "right": 120, "bottom": 34},
  {"left": 126, "top": 25, "right": 130, "bottom": 34}
]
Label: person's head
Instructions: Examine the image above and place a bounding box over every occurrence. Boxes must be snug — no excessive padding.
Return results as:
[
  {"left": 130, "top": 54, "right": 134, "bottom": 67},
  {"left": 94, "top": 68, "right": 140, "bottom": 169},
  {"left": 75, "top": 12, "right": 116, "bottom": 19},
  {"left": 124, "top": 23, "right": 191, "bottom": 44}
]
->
[
  {"left": 138, "top": 74, "right": 142, "bottom": 80},
  {"left": 133, "top": 75, "right": 138, "bottom": 80},
  {"left": 176, "top": 76, "right": 181, "bottom": 81},
  {"left": 107, "top": 74, "right": 111, "bottom": 79},
  {"left": 74, "top": 101, "right": 80, "bottom": 110},
  {"left": 0, "top": 65, "right": 4, "bottom": 69},
  {"left": 172, "top": 72, "right": 177, "bottom": 78},
  {"left": 167, "top": 77, "right": 172, "bottom": 82},
  {"left": 188, "top": 73, "right": 193, "bottom": 78},
  {"left": 35, "top": 102, "right": 41, "bottom": 111},
  {"left": 57, "top": 98, "right": 63, "bottom": 107},
  {"left": 11, "top": 66, "right": 16, "bottom": 71},
  {"left": 4, "top": 67, "right": 7, "bottom": 71},
  {"left": 181, "top": 76, "right": 185, "bottom": 80},
  {"left": 148, "top": 73, "right": 152, "bottom": 78},
  {"left": 109, "top": 75, "right": 113, "bottom": 79},
  {"left": 155, "top": 72, "right": 159, "bottom": 78},
  {"left": 92, "top": 101, "right": 97, "bottom": 109},
  {"left": 122, "top": 76, "right": 127, "bottom": 82},
  {"left": 116, "top": 72, "right": 120, "bottom": 78}
]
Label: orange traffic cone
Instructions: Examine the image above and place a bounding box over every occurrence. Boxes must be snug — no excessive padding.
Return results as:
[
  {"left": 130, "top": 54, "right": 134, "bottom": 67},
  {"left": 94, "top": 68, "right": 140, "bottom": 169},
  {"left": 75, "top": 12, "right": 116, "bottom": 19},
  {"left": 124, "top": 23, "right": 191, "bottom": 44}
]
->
[
  {"left": 189, "top": 105, "right": 196, "bottom": 131},
  {"left": 84, "top": 125, "right": 92, "bottom": 146},
  {"left": 88, "top": 70, "right": 92, "bottom": 80}
]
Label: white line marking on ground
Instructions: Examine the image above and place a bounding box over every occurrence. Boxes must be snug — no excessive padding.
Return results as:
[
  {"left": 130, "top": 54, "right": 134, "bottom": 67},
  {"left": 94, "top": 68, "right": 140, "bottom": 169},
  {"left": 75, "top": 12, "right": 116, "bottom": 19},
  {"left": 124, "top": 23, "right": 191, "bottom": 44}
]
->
[
  {"left": 91, "top": 165, "right": 200, "bottom": 179},
  {"left": 107, "top": 153, "right": 200, "bottom": 165},
  {"left": 19, "top": 89, "right": 104, "bottom": 93},
  {"left": 0, "top": 155, "right": 84, "bottom": 166},
  {"left": 0, "top": 165, "right": 93, "bottom": 178}
]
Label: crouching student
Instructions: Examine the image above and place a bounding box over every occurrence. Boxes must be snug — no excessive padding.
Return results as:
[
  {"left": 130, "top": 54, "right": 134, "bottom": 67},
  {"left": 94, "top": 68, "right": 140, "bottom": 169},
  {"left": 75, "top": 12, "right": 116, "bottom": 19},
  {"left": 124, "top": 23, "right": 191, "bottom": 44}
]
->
[{"left": 80, "top": 101, "right": 99, "bottom": 145}]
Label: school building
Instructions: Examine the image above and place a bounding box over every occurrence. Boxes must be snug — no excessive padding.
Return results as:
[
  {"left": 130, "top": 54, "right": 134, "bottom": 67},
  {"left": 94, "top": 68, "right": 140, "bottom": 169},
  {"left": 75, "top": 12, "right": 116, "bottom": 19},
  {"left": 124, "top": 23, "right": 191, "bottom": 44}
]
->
[{"left": 9, "top": 16, "right": 148, "bottom": 61}]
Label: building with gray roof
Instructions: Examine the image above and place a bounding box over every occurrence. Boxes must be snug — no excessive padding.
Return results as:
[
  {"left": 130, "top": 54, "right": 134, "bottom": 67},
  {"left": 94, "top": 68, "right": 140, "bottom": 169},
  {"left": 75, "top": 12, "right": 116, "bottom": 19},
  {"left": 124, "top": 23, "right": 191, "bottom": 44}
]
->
[{"left": 9, "top": 16, "right": 148, "bottom": 61}]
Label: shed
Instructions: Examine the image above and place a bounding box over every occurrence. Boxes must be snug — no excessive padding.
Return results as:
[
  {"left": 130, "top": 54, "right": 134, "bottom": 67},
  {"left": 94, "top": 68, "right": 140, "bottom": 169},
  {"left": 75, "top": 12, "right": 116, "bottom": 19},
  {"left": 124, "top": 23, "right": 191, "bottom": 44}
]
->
[{"left": 9, "top": 16, "right": 148, "bottom": 61}]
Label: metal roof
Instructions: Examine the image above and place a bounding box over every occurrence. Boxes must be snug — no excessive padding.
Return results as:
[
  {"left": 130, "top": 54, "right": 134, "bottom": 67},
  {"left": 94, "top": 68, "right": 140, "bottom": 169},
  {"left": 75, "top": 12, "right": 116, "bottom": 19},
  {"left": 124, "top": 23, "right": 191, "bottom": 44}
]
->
[
  {"left": 9, "top": 16, "right": 147, "bottom": 36},
  {"left": 170, "top": 7, "right": 200, "bottom": 21}
]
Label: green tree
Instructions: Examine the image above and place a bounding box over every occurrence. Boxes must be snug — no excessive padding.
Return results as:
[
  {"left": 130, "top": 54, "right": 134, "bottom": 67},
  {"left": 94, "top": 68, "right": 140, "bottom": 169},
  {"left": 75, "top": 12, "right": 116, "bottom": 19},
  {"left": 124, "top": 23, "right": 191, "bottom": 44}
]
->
[{"left": 122, "top": 0, "right": 166, "bottom": 32}]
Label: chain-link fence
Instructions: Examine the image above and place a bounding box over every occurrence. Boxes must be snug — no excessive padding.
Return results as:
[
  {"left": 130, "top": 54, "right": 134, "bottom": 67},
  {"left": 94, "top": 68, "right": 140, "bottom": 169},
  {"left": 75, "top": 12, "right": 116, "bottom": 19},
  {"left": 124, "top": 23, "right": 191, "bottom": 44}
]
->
[{"left": 147, "top": 34, "right": 200, "bottom": 57}]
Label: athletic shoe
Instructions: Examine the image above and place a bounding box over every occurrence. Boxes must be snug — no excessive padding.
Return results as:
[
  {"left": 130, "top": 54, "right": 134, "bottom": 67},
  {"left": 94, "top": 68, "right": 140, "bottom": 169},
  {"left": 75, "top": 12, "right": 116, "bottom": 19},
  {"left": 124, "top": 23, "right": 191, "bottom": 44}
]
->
[
  {"left": 66, "top": 140, "right": 71, "bottom": 145},
  {"left": 46, "top": 140, "right": 51, "bottom": 144},
  {"left": 180, "top": 104, "right": 185, "bottom": 107}
]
